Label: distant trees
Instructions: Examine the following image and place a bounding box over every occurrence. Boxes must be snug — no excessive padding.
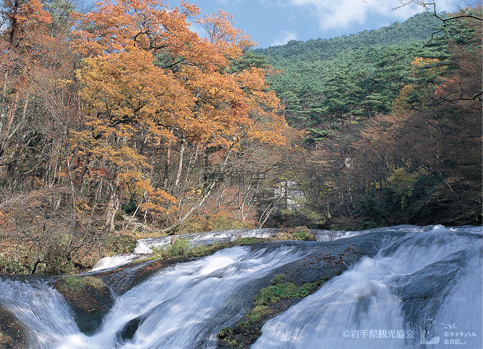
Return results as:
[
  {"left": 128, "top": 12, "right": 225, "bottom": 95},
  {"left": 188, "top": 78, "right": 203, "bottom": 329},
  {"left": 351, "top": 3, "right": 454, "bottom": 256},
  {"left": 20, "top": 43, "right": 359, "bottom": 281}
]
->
[
  {"left": 259, "top": 12, "right": 442, "bottom": 144},
  {"left": 0, "top": 0, "right": 287, "bottom": 274},
  {"left": 261, "top": 6, "right": 482, "bottom": 229}
]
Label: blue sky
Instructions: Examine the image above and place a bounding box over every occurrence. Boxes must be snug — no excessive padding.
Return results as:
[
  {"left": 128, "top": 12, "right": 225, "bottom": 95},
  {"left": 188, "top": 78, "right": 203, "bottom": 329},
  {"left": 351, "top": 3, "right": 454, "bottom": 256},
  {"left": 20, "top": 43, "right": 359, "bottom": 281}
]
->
[{"left": 189, "top": 0, "right": 462, "bottom": 48}]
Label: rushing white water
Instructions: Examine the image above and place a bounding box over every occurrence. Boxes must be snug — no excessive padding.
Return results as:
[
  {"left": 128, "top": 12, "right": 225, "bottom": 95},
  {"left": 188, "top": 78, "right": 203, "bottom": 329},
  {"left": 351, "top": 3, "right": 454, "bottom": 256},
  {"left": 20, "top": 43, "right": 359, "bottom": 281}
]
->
[
  {"left": 312, "top": 229, "right": 360, "bottom": 241},
  {"left": 94, "top": 227, "right": 410, "bottom": 271},
  {"left": 0, "top": 225, "right": 481, "bottom": 349},
  {"left": 253, "top": 226, "right": 482, "bottom": 349},
  {"left": 133, "top": 228, "right": 281, "bottom": 254},
  {"left": 0, "top": 278, "right": 79, "bottom": 347},
  {"left": 1, "top": 244, "right": 309, "bottom": 348},
  {"left": 133, "top": 227, "right": 358, "bottom": 255},
  {"left": 91, "top": 253, "right": 141, "bottom": 272}
]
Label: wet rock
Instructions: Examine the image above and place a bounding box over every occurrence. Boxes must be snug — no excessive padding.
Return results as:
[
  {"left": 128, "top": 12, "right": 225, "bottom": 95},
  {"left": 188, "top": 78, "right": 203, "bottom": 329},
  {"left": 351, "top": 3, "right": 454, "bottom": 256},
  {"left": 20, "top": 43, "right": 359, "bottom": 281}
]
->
[
  {"left": 100, "top": 257, "right": 194, "bottom": 296},
  {"left": 0, "top": 305, "right": 28, "bottom": 349},
  {"left": 117, "top": 316, "right": 142, "bottom": 342},
  {"left": 54, "top": 276, "right": 115, "bottom": 335},
  {"left": 396, "top": 249, "right": 470, "bottom": 342}
]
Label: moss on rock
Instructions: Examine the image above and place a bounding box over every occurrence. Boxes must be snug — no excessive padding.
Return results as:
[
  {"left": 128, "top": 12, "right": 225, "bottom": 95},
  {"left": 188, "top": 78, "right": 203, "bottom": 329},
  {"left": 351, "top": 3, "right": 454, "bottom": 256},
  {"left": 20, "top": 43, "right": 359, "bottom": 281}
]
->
[
  {"left": 273, "top": 226, "right": 317, "bottom": 241},
  {"left": 218, "top": 242, "right": 364, "bottom": 348},
  {"left": 218, "top": 274, "right": 327, "bottom": 348}
]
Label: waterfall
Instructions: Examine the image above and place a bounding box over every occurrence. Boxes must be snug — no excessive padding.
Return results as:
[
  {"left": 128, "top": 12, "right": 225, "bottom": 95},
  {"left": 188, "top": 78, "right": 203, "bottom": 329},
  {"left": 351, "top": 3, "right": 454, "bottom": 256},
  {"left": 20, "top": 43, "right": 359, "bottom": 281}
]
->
[
  {"left": 0, "top": 225, "right": 480, "bottom": 349},
  {"left": 91, "top": 254, "right": 141, "bottom": 272},
  {"left": 0, "top": 277, "right": 79, "bottom": 347},
  {"left": 253, "top": 226, "right": 482, "bottom": 348},
  {"left": 93, "top": 228, "right": 357, "bottom": 272}
]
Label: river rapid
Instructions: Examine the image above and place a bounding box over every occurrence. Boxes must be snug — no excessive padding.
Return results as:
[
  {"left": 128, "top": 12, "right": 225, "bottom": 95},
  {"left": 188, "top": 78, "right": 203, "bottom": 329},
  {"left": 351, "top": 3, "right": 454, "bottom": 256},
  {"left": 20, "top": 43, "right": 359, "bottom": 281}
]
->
[{"left": 0, "top": 225, "right": 481, "bottom": 349}]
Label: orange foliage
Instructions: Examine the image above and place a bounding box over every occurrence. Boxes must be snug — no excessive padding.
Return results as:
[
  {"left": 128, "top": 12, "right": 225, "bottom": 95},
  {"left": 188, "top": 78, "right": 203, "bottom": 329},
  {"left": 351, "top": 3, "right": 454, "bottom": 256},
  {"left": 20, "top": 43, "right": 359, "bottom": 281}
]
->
[
  {"left": 70, "top": 0, "right": 286, "bottom": 220},
  {"left": 0, "top": 0, "right": 58, "bottom": 158}
]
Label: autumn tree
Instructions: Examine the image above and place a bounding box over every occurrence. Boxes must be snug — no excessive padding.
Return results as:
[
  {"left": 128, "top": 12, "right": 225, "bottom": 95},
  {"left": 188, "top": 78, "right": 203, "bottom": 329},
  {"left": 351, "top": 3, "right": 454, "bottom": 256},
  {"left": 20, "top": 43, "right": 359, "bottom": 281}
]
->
[
  {"left": 71, "top": 0, "right": 286, "bottom": 233},
  {"left": 0, "top": 0, "right": 52, "bottom": 164},
  {"left": 0, "top": 0, "right": 108, "bottom": 274}
]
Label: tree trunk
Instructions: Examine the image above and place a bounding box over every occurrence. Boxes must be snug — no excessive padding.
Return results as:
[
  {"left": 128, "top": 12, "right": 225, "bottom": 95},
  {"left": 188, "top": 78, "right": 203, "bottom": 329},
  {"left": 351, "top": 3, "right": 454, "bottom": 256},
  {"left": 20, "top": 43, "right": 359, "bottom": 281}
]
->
[
  {"left": 174, "top": 134, "right": 186, "bottom": 187},
  {"left": 163, "top": 139, "right": 171, "bottom": 188},
  {"left": 0, "top": 92, "right": 20, "bottom": 158},
  {"left": 161, "top": 180, "right": 216, "bottom": 234},
  {"left": 105, "top": 190, "right": 120, "bottom": 233},
  {"left": 161, "top": 148, "right": 233, "bottom": 234}
]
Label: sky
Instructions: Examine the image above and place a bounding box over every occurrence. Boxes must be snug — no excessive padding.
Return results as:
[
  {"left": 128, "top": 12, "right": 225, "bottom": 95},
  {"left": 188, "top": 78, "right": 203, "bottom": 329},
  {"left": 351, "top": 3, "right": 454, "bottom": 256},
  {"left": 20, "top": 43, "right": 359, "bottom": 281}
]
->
[{"left": 188, "top": 0, "right": 463, "bottom": 48}]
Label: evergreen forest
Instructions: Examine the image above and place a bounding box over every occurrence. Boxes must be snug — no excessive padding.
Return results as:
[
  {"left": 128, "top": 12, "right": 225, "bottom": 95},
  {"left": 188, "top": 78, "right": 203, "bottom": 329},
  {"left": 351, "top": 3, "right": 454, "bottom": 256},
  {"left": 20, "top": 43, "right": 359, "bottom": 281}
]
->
[{"left": 0, "top": 0, "right": 481, "bottom": 274}]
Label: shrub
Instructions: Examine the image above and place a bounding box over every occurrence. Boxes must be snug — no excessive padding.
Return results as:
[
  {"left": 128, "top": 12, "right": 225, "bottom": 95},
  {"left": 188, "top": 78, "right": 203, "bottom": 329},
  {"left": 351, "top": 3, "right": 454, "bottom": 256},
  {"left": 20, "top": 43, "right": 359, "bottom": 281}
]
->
[
  {"left": 151, "top": 238, "right": 190, "bottom": 259},
  {"left": 0, "top": 258, "right": 30, "bottom": 274},
  {"left": 246, "top": 305, "right": 272, "bottom": 323},
  {"left": 387, "top": 168, "right": 420, "bottom": 208},
  {"left": 253, "top": 282, "right": 297, "bottom": 306},
  {"left": 274, "top": 227, "right": 316, "bottom": 241},
  {"left": 105, "top": 233, "right": 137, "bottom": 254},
  {"left": 168, "top": 238, "right": 190, "bottom": 258},
  {"left": 294, "top": 280, "right": 323, "bottom": 298},
  {"left": 218, "top": 327, "right": 233, "bottom": 339},
  {"left": 182, "top": 206, "right": 255, "bottom": 234},
  {"left": 271, "top": 274, "right": 285, "bottom": 285},
  {"left": 292, "top": 230, "right": 317, "bottom": 241}
]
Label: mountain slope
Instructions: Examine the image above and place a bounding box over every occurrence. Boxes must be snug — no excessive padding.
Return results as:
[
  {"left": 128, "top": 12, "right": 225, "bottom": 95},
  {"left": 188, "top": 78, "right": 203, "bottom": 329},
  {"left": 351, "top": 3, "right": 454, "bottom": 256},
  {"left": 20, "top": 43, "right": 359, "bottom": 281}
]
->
[{"left": 256, "top": 12, "right": 444, "bottom": 141}]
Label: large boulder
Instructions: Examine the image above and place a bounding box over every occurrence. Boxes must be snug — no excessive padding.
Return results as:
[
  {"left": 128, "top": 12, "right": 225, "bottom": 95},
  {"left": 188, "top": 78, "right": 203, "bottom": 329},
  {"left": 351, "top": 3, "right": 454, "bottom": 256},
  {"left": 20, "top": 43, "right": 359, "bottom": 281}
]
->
[{"left": 54, "top": 276, "right": 114, "bottom": 335}]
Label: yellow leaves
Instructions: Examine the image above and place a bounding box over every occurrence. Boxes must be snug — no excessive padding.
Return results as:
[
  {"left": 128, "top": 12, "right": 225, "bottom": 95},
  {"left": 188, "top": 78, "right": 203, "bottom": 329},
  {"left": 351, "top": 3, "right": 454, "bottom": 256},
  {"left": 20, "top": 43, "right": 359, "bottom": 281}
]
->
[
  {"left": 70, "top": 0, "right": 287, "bottom": 222},
  {"left": 74, "top": 0, "right": 286, "bottom": 151},
  {"left": 72, "top": 0, "right": 200, "bottom": 58},
  {"left": 411, "top": 57, "right": 439, "bottom": 67},
  {"left": 117, "top": 171, "right": 177, "bottom": 216},
  {"left": 139, "top": 185, "right": 178, "bottom": 215},
  {"left": 387, "top": 168, "right": 420, "bottom": 208},
  {"left": 76, "top": 199, "right": 92, "bottom": 213},
  {"left": 186, "top": 187, "right": 202, "bottom": 198},
  {"left": 392, "top": 84, "right": 417, "bottom": 116},
  {"left": 55, "top": 78, "right": 74, "bottom": 89},
  {"left": 17, "top": 0, "right": 52, "bottom": 26},
  {"left": 198, "top": 9, "right": 254, "bottom": 60},
  {"left": 410, "top": 57, "right": 446, "bottom": 77},
  {"left": 0, "top": 0, "right": 59, "bottom": 100},
  {"left": 0, "top": 210, "right": 9, "bottom": 226},
  {"left": 78, "top": 49, "right": 194, "bottom": 132}
]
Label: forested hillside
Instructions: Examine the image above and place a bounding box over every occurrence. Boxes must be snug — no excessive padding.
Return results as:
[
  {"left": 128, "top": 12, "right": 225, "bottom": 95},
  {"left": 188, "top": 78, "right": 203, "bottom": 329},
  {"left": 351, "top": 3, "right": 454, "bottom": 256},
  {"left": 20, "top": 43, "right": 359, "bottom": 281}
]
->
[
  {"left": 0, "top": 1, "right": 480, "bottom": 275},
  {"left": 258, "top": 12, "right": 443, "bottom": 141},
  {"left": 257, "top": 9, "right": 482, "bottom": 230}
]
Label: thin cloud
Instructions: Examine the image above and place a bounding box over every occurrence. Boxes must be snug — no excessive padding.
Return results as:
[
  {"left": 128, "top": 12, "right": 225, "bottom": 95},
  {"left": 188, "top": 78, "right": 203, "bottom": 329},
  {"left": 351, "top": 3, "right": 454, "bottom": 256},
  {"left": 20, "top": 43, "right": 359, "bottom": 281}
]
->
[
  {"left": 271, "top": 30, "right": 298, "bottom": 46},
  {"left": 216, "top": 0, "right": 243, "bottom": 5},
  {"left": 278, "top": 0, "right": 460, "bottom": 30}
]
